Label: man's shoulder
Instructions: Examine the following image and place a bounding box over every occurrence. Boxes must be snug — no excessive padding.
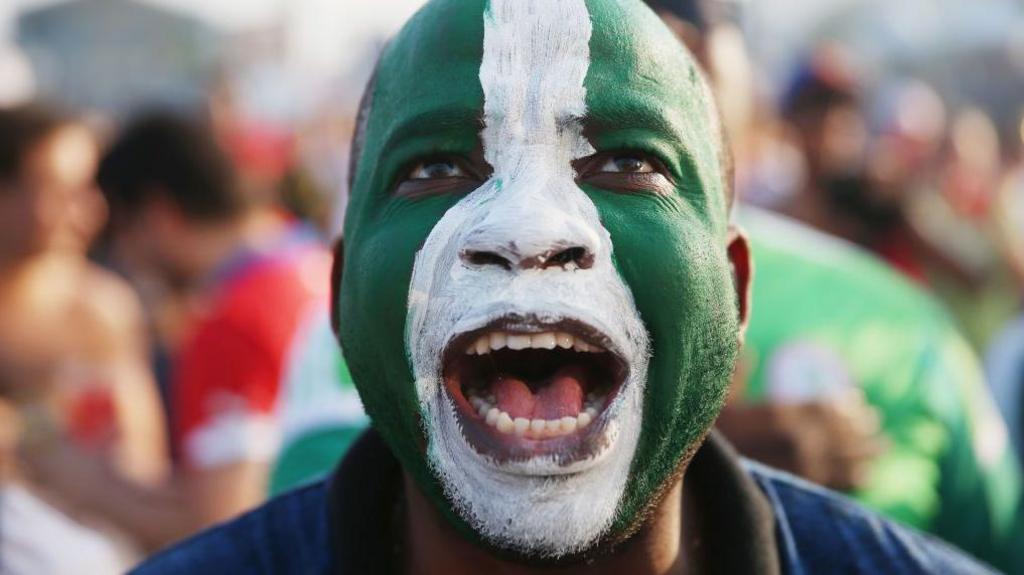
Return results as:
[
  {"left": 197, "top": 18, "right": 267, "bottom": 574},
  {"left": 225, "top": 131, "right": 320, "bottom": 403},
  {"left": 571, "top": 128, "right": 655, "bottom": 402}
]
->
[
  {"left": 130, "top": 479, "right": 334, "bottom": 575},
  {"left": 745, "top": 461, "right": 998, "bottom": 574}
]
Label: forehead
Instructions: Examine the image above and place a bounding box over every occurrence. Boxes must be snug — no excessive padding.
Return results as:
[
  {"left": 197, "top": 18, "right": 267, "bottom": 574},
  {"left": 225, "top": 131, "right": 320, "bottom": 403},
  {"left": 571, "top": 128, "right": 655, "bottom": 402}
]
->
[
  {"left": 351, "top": 0, "right": 727, "bottom": 223},
  {"left": 374, "top": 0, "right": 705, "bottom": 131}
]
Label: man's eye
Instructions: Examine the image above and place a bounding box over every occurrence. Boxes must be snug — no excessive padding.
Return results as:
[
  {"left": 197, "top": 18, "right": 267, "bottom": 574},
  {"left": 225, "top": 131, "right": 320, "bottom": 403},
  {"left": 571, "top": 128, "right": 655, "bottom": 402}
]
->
[
  {"left": 598, "top": 155, "right": 655, "bottom": 174},
  {"left": 577, "top": 151, "right": 673, "bottom": 195},
  {"left": 408, "top": 160, "right": 467, "bottom": 180}
]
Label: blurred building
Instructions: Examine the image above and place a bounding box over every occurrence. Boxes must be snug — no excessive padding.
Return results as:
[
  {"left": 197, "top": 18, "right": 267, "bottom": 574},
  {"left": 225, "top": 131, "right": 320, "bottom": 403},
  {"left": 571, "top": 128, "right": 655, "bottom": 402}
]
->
[{"left": 16, "top": 0, "right": 223, "bottom": 116}]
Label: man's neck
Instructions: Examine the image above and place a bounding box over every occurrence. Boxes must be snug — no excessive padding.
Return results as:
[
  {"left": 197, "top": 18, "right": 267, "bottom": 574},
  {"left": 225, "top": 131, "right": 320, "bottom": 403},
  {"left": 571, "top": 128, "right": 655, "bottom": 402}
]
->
[
  {"left": 402, "top": 474, "right": 688, "bottom": 575},
  {"left": 0, "top": 251, "right": 81, "bottom": 303}
]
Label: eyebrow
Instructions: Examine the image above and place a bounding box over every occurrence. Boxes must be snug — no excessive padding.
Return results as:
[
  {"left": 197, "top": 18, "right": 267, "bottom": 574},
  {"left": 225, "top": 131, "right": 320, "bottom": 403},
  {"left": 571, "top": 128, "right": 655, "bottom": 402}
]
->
[
  {"left": 380, "top": 106, "right": 484, "bottom": 155},
  {"left": 582, "top": 92, "right": 698, "bottom": 188},
  {"left": 583, "top": 93, "right": 686, "bottom": 150}
]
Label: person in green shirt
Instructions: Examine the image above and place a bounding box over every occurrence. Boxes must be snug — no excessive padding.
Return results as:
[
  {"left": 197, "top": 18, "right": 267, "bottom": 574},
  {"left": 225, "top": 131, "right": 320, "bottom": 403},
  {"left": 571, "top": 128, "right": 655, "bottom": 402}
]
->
[
  {"left": 268, "top": 314, "right": 365, "bottom": 495},
  {"left": 723, "top": 206, "right": 1024, "bottom": 573}
]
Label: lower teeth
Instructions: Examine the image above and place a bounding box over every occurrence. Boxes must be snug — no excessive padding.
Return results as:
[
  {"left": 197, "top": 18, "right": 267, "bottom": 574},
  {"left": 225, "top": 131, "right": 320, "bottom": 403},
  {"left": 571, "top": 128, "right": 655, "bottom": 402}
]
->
[{"left": 465, "top": 390, "right": 600, "bottom": 439}]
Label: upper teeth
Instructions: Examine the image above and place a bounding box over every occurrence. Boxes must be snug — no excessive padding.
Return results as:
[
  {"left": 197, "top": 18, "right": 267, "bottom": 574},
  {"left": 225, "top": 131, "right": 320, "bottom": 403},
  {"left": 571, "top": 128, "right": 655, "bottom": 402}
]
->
[{"left": 465, "top": 331, "right": 604, "bottom": 355}]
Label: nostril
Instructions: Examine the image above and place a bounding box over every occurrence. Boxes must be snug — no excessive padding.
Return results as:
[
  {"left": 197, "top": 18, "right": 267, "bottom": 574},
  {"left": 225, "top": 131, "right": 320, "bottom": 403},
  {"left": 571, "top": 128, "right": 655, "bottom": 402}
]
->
[{"left": 462, "top": 250, "right": 513, "bottom": 270}]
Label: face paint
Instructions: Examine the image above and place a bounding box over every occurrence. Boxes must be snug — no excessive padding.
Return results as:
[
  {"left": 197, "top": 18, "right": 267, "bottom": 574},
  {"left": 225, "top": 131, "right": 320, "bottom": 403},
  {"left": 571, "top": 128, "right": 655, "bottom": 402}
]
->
[
  {"left": 405, "top": 0, "right": 650, "bottom": 556},
  {"left": 339, "top": 0, "right": 738, "bottom": 560}
]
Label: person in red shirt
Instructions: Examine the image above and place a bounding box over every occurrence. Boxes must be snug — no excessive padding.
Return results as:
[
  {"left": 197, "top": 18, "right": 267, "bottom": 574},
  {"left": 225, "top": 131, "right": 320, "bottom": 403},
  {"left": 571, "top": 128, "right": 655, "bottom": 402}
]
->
[
  {"left": 173, "top": 232, "right": 329, "bottom": 473},
  {"left": 26, "top": 110, "right": 331, "bottom": 549}
]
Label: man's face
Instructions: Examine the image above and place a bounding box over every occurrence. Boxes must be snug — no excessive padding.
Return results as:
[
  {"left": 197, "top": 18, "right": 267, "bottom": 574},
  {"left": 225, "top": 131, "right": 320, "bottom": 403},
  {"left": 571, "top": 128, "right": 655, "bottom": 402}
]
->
[
  {"left": 338, "top": 0, "right": 740, "bottom": 559},
  {"left": 0, "top": 127, "right": 101, "bottom": 261},
  {"left": 110, "top": 201, "right": 193, "bottom": 290}
]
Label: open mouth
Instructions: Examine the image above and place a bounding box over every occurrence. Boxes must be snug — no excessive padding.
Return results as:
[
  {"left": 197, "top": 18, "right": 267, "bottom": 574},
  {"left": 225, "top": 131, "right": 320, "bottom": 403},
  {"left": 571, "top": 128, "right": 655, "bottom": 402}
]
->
[{"left": 442, "top": 316, "right": 629, "bottom": 464}]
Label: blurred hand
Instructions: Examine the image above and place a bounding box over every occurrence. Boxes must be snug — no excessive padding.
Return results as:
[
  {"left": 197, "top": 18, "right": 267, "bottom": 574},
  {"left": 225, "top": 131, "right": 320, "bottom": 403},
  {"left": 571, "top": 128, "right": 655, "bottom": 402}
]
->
[
  {"left": 716, "top": 391, "right": 887, "bottom": 492},
  {"left": 18, "top": 425, "right": 111, "bottom": 510}
]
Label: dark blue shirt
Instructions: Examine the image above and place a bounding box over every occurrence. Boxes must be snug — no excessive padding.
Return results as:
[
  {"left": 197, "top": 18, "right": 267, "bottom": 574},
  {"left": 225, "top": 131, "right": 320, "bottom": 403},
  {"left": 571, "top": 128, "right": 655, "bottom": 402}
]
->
[{"left": 133, "top": 431, "right": 996, "bottom": 574}]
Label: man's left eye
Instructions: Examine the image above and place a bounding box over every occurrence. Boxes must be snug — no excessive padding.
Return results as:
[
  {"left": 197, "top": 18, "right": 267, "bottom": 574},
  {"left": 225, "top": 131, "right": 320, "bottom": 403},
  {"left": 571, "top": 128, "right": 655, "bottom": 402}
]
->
[
  {"left": 408, "top": 160, "right": 467, "bottom": 180},
  {"left": 578, "top": 151, "right": 673, "bottom": 195},
  {"left": 598, "top": 155, "right": 656, "bottom": 174}
]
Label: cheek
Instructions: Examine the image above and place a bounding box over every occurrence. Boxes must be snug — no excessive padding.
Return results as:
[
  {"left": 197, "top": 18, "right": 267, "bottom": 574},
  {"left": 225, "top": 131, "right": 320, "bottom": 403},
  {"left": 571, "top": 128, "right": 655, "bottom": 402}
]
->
[
  {"left": 340, "top": 202, "right": 454, "bottom": 402},
  {"left": 343, "top": 197, "right": 465, "bottom": 343},
  {"left": 350, "top": 227, "right": 419, "bottom": 348},
  {"left": 590, "top": 194, "right": 738, "bottom": 411}
]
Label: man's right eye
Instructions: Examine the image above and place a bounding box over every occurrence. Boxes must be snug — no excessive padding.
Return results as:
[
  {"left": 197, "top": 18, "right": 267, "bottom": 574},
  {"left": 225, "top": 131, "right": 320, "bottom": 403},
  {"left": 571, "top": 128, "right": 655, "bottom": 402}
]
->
[
  {"left": 407, "top": 160, "right": 467, "bottom": 180},
  {"left": 395, "top": 157, "right": 483, "bottom": 198}
]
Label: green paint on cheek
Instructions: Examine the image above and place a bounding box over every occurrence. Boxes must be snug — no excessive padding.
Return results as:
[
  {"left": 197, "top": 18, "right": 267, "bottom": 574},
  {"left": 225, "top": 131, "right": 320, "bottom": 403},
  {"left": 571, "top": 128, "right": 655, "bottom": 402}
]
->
[{"left": 591, "top": 188, "right": 738, "bottom": 533}]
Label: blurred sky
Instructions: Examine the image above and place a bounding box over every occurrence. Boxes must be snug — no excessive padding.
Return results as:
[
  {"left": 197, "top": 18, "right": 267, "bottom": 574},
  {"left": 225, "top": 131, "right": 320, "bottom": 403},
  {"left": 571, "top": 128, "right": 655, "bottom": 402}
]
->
[
  {"left": 0, "top": 0, "right": 426, "bottom": 77},
  {"left": 6, "top": 0, "right": 1020, "bottom": 81},
  {"left": 1, "top": 0, "right": 1019, "bottom": 119}
]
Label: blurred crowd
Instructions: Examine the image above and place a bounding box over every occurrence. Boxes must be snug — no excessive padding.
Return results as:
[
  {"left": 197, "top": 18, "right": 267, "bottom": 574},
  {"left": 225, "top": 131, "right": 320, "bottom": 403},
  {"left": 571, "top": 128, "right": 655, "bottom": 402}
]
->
[{"left": 0, "top": 0, "right": 1022, "bottom": 573}]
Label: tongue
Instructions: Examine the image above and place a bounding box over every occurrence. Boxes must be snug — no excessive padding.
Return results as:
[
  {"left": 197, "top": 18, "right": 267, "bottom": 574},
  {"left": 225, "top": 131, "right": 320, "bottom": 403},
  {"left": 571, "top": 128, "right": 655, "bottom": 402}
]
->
[
  {"left": 491, "top": 366, "right": 585, "bottom": 420},
  {"left": 535, "top": 369, "right": 585, "bottom": 419},
  {"left": 492, "top": 376, "right": 535, "bottom": 419}
]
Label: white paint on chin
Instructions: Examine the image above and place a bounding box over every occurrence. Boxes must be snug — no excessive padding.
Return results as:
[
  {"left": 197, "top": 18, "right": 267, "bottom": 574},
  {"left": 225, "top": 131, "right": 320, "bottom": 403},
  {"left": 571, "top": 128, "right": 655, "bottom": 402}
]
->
[{"left": 404, "top": 0, "right": 650, "bottom": 558}]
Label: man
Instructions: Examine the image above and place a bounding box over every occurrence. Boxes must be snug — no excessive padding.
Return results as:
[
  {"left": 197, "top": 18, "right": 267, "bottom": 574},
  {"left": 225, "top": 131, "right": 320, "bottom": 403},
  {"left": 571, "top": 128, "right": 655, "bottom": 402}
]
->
[
  {"left": 24, "top": 111, "right": 332, "bottom": 548},
  {"left": 0, "top": 104, "right": 167, "bottom": 571},
  {"left": 135, "top": 1, "right": 992, "bottom": 572}
]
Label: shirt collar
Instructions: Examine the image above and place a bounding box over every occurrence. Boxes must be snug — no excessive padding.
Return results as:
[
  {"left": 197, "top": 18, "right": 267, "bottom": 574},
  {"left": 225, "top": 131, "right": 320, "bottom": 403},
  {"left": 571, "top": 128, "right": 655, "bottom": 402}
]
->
[{"left": 326, "top": 429, "right": 779, "bottom": 573}]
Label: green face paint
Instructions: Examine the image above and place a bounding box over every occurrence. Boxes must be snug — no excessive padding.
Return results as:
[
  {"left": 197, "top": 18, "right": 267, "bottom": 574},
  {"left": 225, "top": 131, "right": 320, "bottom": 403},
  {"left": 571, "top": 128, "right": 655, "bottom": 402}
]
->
[{"left": 337, "top": 0, "right": 738, "bottom": 559}]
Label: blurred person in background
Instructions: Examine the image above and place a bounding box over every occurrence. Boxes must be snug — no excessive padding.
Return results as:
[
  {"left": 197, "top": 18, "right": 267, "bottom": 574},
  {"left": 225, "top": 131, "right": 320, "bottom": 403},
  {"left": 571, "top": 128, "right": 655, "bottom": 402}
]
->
[
  {"left": 267, "top": 314, "right": 364, "bottom": 495},
  {"left": 21, "top": 110, "right": 332, "bottom": 550},
  {"left": 986, "top": 113, "right": 1024, "bottom": 463},
  {"left": 732, "top": 207, "right": 1024, "bottom": 572},
  {"left": 0, "top": 103, "right": 168, "bottom": 573},
  {"left": 905, "top": 106, "right": 1023, "bottom": 349},
  {"left": 776, "top": 48, "right": 914, "bottom": 264},
  {"left": 775, "top": 51, "right": 1023, "bottom": 328},
  {"left": 780, "top": 55, "right": 1024, "bottom": 476}
]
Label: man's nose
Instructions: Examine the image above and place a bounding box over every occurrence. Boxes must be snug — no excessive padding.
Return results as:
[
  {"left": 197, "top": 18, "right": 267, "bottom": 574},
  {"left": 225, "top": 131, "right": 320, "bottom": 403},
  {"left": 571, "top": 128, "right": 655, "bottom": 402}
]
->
[{"left": 458, "top": 210, "right": 600, "bottom": 272}]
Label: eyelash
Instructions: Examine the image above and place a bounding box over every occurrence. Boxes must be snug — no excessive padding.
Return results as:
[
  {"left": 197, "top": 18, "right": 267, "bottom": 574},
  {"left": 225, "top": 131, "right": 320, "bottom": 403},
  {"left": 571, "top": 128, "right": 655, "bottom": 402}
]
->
[{"left": 575, "top": 151, "right": 676, "bottom": 196}]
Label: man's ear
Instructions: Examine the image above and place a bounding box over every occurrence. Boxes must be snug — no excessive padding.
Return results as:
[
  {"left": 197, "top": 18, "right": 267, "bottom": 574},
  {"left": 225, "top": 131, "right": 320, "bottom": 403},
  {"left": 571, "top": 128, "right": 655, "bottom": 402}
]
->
[
  {"left": 726, "top": 226, "right": 752, "bottom": 338},
  {"left": 330, "top": 236, "right": 344, "bottom": 338}
]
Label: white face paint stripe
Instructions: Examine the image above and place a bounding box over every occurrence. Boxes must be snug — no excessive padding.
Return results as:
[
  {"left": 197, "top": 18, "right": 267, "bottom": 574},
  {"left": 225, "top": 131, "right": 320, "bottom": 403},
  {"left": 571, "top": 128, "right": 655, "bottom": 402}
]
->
[
  {"left": 405, "top": 0, "right": 650, "bottom": 557},
  {"left": 479, "top": 0, "right": 595, "bottom": 179},
  {"left": 407, "top": 0, "right": 606, "bottom": 411}
]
